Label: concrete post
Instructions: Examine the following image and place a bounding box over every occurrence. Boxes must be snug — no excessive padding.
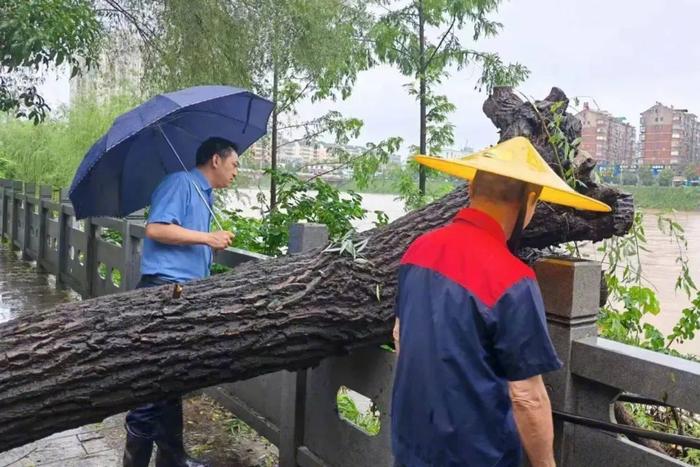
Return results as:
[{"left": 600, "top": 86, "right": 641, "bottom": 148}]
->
[
  {"left": 0, "top": 179, "right": 8, "bottom": 240},
  {"left": 287, "top": 223, "right": 329, "bottom": 254},
  {"left": 56, "top": 189, "right": 71, "bottom": 290},
  {"left": 123, "top": 209, "right": 146, "bottom": 291},
  {"left": 534, "top": 258, "right": 602, "bottom": 466},
  {"left": 279, "top": 223, "right": 329, "bottom": 467},
  {"left": 21, "top": 183, "right": 36, "bottom": 260},
  {"left": 36, "top": 185, "right": 53, "bottom": 271},
  {"left": 84, "top": 218, "right": 97, "bottom": 298},
  {"left": 8, "top": 181, "right": 23, "bottom": 250}
]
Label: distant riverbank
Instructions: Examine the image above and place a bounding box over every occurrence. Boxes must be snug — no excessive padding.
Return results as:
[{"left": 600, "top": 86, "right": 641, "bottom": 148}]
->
[
  {"left": 621, "top": 186, "right": 700, "bottom": 211},
  {"left": 236, "top": 172, "right": 456, "bottom": 195},
  {"left": 237, "top": 173, "right": 700, "bottom": 211}
]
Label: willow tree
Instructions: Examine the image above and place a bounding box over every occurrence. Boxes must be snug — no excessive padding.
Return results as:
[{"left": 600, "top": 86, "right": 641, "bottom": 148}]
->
[
  {"left": 372, "top": 0, "right": 529, "bottom": 197},
  {"left": 133, "top": 0, "right": 400, "bottom": 210}
]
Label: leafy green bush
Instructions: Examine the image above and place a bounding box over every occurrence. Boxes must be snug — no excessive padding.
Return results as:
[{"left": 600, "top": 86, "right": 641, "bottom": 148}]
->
[
  {"left": 638, "top": 168, "right": 655, "bottom": 186},
  {"left": 621, "top": 171, "right": 638, "bottom": 186},
  {"left": 215, "top": 170, "right": 379, "bottom": 257},
  {"left": 658, "top": 168, "right": 674, "bottom": 187}
]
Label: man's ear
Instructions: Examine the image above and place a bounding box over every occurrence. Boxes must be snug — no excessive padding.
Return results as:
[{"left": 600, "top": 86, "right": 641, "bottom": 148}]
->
[
  {"left": 211, "top": 153, "right": 220, "bottom": 168},
  {"left": 527, "top": 190, "right": 539, "bottom": 209}
]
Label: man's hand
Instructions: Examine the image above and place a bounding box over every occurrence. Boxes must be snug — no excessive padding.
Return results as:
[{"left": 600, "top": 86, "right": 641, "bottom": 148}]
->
[
  {"left": 509, "top": 375, "right": 556, "bottom": 467},
  {"left": 207, "top": 231, "right": 235, "bottom": 250},
  {"left": 393, "top": 318, "right": 400, "bottom": 355},
  {"left": 145, "top": 223, "right": 235, "bottom": 249}
]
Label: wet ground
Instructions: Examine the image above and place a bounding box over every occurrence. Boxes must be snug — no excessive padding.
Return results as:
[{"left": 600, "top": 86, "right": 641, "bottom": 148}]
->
[
  {"left": 0, "top": 245, "right": 76, "bottom": 323},
  {"left": 0, "top": 245, "right": 277, "bottom": 466}
]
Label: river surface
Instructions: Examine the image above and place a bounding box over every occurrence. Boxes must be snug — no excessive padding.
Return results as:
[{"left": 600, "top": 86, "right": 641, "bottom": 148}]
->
[{"left": 1, "top": 188, "right": 698, "bottom": 357}]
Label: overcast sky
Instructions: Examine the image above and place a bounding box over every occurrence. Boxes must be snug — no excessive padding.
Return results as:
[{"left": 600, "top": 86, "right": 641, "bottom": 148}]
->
[{"left": 39, "top": 0, "right": 700, "bottom": 155}]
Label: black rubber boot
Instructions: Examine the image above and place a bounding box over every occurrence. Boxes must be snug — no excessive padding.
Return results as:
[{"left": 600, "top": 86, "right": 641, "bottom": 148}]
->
[
  {"left": 154, "top": 399, "right": 209, "bottom": 467},
  {"left": 122, "top": 430, "right": 154, "bottom": 467}
]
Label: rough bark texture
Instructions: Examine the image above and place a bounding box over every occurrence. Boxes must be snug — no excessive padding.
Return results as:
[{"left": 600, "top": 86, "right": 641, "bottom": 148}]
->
[
  {"left": 614, "top": 402, "right": 668, "bottom": 454},
  {"left": 483, "top": 86, "right": 634, "bottom": 249},
  {"left": 0, "top": 87, "right": 635, "bottom": 453}
]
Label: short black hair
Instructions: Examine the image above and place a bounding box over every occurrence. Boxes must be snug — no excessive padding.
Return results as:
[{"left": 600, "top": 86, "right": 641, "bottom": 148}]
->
[{"left": 196, "top": 137, "right": 238, "bottom": 166}]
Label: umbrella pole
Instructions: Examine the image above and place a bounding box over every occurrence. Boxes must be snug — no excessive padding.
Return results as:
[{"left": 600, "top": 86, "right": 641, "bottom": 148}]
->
[{"left": 157, "top": 127, "right": 226, "bottom": 232}]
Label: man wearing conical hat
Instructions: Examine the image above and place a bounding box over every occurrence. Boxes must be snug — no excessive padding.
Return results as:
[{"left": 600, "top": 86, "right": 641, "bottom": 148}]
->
[{"left": 391, "top": 137, "right": 610, "bottom": 467}]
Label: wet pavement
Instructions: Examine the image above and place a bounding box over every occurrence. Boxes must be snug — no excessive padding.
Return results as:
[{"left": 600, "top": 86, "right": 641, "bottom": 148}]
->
[
  {"left": 0, "top": 244, "right": 75, "bottom": 323},
  {"left": 0, "top": 245, "right": 125, "bottom": 466},
  {"left": 0, "top": 416, "right": 124, "bottom": 467}
]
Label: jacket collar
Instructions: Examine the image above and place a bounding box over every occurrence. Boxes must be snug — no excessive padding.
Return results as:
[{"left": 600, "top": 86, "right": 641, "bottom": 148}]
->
[
  {"left": 453, "top": 208, "right": 507, "bottom": 244},
  {"left": 191, "top": 168, "right": 213, "bottom": 193}
]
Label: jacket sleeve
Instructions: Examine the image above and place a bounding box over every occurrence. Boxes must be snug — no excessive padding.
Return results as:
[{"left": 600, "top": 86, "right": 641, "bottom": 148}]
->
[
  {"left": 147, "top": 174, "right": 189, "bottom": 226},
  {"left": 488, "top": 278, "right": 563, "bottom": 381}
]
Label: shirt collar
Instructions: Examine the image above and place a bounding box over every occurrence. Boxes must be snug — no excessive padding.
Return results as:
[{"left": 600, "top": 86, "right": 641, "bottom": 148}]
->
[
  {"left": 453, "top": 208, "right": 507, "bottom": 244},
  {"left": 192, "top": 168, "right": 213, "bottom": 193}
]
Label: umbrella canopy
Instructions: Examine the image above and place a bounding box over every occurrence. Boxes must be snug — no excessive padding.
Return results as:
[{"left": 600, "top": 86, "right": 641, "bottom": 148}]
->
[{"left": 69, "top": 85, "right": 274, "bottom": 219}]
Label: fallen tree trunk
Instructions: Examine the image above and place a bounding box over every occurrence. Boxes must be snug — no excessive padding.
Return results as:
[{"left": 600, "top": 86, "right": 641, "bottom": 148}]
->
[{"left": 0, "top": 87, "right": 634, "bottom": 452}]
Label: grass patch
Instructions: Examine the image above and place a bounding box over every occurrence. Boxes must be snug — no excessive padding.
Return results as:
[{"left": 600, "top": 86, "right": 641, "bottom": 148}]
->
[
  {"left": 622, "top": 186, "right": 700, "bottom": 211},
  {"left": 336, "top": 386, "right": 381, "bottom": 436}
]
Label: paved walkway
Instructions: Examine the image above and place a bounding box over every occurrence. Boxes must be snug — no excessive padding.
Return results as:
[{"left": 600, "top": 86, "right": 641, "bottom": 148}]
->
[{"left": 0, "top": 415, "right": 125, "bottom": 467}]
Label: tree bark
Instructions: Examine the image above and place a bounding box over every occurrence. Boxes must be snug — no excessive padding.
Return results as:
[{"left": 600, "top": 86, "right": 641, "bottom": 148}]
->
[
  {"left": 482, "top": 86, "right": 635, "bottom": 249},
  {"left": 0, "top": 87, "right": 635, "bottom": 452},
  {"left": 614, "top": 402, "right": 669, "bottom": 455}
]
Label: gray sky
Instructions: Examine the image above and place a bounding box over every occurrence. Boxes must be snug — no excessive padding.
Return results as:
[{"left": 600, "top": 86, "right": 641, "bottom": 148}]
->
[
  {"left": 40, "top": 0, "right": 700, "bottom": 155},
  {"left": 298, "top": 0, "right": 700, "bottom": 153}
]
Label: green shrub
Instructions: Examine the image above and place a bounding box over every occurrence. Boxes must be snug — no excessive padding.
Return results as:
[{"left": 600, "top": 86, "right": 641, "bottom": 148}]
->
[{"left": 658, "top": 168, "right": 674, "bottom": 187}]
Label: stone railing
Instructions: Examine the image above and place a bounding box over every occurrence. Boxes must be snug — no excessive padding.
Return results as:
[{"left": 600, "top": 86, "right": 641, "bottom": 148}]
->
[{"left": 1, "top": 179, "right": 699, "bottom": 466}]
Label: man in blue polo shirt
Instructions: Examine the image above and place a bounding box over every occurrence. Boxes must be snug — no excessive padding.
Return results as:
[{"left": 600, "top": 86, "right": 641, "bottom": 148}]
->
[
  {"left": 392, "top": 137, "right": 611, "bottom": 467},
  {"left": 123, "top": 137, "right": 237, "bottom": 467}
]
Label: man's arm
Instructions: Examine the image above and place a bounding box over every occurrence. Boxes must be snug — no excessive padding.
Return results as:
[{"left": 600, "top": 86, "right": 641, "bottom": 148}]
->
[
  {"left": 509, "top": 375, "right": 556, "bottom": 467},
  {"left": 392, "top": 318, "right": 400, "bottom": 355},
  {"left": 145, "top": 223, "right": 234, "bottom": 250}
]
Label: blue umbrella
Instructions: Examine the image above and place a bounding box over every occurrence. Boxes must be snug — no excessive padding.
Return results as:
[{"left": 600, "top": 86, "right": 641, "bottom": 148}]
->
[{"left": 69, "top": 85, "right": 274, "bottom": 222}]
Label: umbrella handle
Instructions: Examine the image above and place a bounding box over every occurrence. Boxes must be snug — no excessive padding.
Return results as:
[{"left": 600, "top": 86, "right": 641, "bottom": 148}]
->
[{"left": 157, "top": 126, "right": 227, "bottom": 233}]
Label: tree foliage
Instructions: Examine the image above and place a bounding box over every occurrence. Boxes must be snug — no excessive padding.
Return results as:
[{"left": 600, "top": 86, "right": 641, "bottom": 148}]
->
[
  {"left": 0, "top": 91, "right": 140, "bottom": 186},
  {"left": 638, "top": 167, "right": 655, "bottom": 186},
  {"left": 657, "top": 168, "right": 674, "bottom": 187},
  {"left": 621, "top": 170, "right": 638, "bottom": 186},
  {"left": 0, "top": 0, "right": 102, "bottom": 123},
  {"left": 597, "top": 212, "right": 700, "bottom": 355},
  {"left": 371, "top": 0, "right": 529, "bottom": 196},
  {"left": 137, "top": 0, "right": 401, "bottom": 208},
  {"left": 683, "top": 164, "right": 699, "bottom": 182}
]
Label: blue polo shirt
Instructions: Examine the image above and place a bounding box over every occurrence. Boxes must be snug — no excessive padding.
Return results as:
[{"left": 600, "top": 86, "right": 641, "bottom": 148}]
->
[
  {"left": 391, "top": 208, "right": 562, "bottom": 467},
  {"left": 140, "top": 169, "right": 213, "bottom": 282}
]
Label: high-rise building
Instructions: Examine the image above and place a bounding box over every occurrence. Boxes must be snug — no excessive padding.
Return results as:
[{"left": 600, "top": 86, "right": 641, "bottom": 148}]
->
[
  {"left": 576, "top": 103, "right": 635, "bottom": 166},
  {"left": 440, "top": 145, "right": 474, "bottom": 160},
  {"left": 247, "top": 139, "right": 365, "bottom": 172},
  {"left": 639, "top": 102, "right": 700, "bottom": 166}
]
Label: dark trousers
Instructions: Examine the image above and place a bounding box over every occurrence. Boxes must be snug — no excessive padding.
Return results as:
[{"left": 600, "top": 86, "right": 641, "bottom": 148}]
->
[{"left": 125, "top": 275, "right": 179, "bottom": 440}]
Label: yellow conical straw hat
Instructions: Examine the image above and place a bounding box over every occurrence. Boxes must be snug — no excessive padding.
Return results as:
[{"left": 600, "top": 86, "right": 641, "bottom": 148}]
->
[{"left": 414, "top": 136, "right": 611, "bottom": 212}]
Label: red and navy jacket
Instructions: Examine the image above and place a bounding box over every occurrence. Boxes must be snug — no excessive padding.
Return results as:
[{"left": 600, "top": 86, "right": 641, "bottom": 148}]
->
[{"left": 391, "top": 208, "right": 562, "bottom": 467}]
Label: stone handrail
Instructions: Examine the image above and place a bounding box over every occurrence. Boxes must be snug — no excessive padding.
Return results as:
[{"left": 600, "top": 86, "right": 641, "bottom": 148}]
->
[{"left": 572, "top": 337, "right": 700, "bottom": 414}]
